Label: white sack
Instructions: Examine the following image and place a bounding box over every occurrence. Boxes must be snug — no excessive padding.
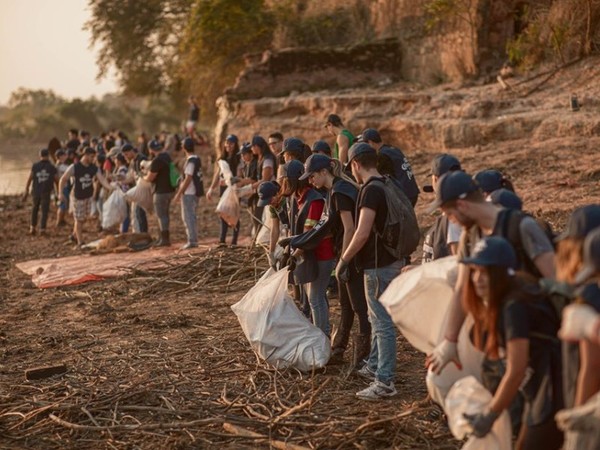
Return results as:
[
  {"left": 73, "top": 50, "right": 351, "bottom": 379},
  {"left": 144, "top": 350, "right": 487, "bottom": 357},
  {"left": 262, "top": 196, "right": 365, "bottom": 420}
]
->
[
  {"left": 215, "top": 186, "right": 240, "bottom": 227},
  {"left": 125, "top": 178, "right": 154, "bottom": 213},
  {"left": 236, "top": 184, "right": 254, "bottom": 199},
  {"left": 256, "top": 207, "right": 272, "bottom": 246},
  {"left": 380, "top": 256, "right": 458, "bottom": 354},
  {"left": 102, "top": 189, "right": 128, "bottom": 229},
  {"left": 218, "top": 160, "right": 233, "bottom": 186},
  {"left": 231, "top": 269, "right": 331, "bottom": 371},
  {"left": 445, "top": 376, "right": 512, "bottom": 450}
]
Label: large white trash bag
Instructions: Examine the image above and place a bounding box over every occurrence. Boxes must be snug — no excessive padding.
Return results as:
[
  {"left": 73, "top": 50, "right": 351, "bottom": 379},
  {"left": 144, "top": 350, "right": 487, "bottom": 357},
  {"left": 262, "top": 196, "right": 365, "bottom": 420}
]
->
[
  {"left": 216, "top": 186, "right": 240, "bottom": 227},
  {"left": 102, "top": 189, "right": 128, "bottom": 229},
  {"left": 231, "top": 269, "right": 331, "bottom": 371},
  {"left": 256, "top": 207, "right": 272, "bottom": 246},
  {"left": 426, "top": 315, "right": 485, "bottom": 406},
  {"left": 125, "top": 178, "right": 154, "bottom": 213},
  {"left": 380, "top": 256, "right": 458, "bottom": 353},
  {"left": 445, "top": 376, "right": 512, "bottom": 450},
  {"left": 218, "top": 160, "right": 234, "bottom": 186}
]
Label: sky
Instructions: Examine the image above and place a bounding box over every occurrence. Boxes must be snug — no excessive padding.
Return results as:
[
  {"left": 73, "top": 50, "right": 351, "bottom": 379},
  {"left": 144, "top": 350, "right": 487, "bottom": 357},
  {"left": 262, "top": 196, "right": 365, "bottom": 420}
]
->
[{"left": 0, "top": 0, "right": 119, "bottom": 105}]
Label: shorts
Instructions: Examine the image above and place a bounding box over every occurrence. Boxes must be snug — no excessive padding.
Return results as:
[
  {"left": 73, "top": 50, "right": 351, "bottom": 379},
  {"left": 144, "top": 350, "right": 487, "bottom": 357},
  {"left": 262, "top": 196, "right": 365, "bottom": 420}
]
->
[
  {"left": 73, "top": 198, "right": 92, "bottom": 221},
  {"left": 186, "top": 120, "right": 197, "bottom": 131}
]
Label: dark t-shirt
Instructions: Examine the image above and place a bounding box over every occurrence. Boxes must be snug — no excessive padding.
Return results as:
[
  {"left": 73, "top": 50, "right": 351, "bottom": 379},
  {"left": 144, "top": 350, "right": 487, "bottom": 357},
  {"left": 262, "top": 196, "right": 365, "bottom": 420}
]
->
[
  {"left": 356, "top": 177, "right": 397, "bottom": 270},
  {"left": 189, "top": 103, "right": 199, "bottom": 121},
  {"left": 31, "top": 160, "right": 57, "bottom": 196},
  {"left": 498, "top": 286, "right": 563, "bottom": 426},
  {"left": 150, "top": 152, "right": 174, "bottom": 194}
]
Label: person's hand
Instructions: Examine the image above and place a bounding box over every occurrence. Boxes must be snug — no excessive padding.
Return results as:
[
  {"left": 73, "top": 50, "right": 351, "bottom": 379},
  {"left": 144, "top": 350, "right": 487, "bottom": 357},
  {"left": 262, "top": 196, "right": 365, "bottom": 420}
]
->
[
  {"left": 173, "top": 192, "right": 182, "bottom": 203},
  {"left": 230, "top": 176, "right": 240, "bottom": 185},
  {"left": 278, "top": 236, "right": 292, "bottom": 248},
  {"left": 401, "top": 264, "right": 417, "bottom": 273},
  {"left": 555, "top": 395, "right": 600, "bottom": 431},
  {"left": 425, "top": 339, "right": 462, "bottom": 375},
  {"left": 287, "top": 255, "right": 297, "bottom": 272},
  {"left": 267, "top": 252, "right": 277, "bottom": 269},
  {"left": 335, "top": 258, "right": 350, "bottom": 284},
  {"left": 463, "top": 410, "right": 499, "bottom": 438},
  {"left": 559, "top": 304, "right": 600, "bottom": 342},
  {"left": 206, "top": 188, "right": 214, "bottom": 201}
]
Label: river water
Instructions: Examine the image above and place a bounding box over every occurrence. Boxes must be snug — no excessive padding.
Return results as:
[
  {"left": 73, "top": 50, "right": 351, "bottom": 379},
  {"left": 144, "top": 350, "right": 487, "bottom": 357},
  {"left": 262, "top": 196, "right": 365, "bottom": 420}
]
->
[{"left": 0, "top": 142, "right": 46, "bottom": 195}]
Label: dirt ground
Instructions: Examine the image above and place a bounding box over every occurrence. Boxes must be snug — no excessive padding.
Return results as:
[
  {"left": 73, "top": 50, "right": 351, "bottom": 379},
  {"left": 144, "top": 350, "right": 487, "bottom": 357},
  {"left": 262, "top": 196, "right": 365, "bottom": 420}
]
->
[{"left": 1, "top": 64, "right": 600, "bottom": 448}]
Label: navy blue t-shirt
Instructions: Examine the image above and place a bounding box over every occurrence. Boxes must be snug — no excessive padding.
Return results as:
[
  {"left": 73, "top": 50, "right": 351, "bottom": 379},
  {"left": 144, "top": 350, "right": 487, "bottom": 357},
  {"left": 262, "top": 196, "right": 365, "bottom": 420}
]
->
[{"left": 31, "top": 160, "right": 57, "bottom": 196}]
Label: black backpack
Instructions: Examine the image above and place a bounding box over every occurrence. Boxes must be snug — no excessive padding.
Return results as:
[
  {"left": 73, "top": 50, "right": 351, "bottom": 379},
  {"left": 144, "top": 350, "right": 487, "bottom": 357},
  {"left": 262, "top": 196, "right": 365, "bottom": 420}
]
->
[
  {"left": 377, "top": 145, "right": 420, "bottom": 206},
  {"left": 370, "top": 176, "right": 420, "bottom": 260}
]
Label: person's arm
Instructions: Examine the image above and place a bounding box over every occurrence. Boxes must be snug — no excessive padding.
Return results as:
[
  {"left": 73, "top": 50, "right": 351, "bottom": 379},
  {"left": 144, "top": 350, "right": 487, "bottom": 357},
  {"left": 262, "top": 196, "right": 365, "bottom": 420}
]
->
[
  {"left": 58, "top": 165, "right": 74, "bottom": 202},
  {"left": 206, "top": 161, "right": 221, "bottom": 200},
  {"left": 340, "top": 210, "right": 355, "bottom": 255},
  {"left": 174, "top": 174, "right": 193, "bottom": 203},
  {"left": 144, "top": 171, "right": 157, "bottom": 183},
  {"left": 519, "top": 218, "right": 556, "bottom": 279},
  {"left": 340, "top": 207, "right": 374, "bottom": 263},
  {"left": 533, "top": 252, "right": 556, "bottom": 279},
  {"left": 337, "top": 134, "right": 350, "bottom": 165},
  {"left": 23, "top": 172, "right": 33, "bottom": 201},
  {"left": 269, "top": 216, "right": 280, "bottom": 254},
  {"left": 96, "top": 171, "right": 114, "bottom": 191},
  {"left": 252, "top": 164, "right": 273, "bottom": 189},
  {"left": 575, "top": 340, "right": 600, "bottom": 406},
  {"left": 488, "top": 338, "right": 529, "bottom": 413}
]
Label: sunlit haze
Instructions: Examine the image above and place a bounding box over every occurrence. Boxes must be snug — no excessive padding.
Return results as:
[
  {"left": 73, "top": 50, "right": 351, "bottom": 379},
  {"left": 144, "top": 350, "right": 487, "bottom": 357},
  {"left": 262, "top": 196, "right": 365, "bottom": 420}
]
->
[{"left": 0, "top": 0, "right": 119, "bottom": 105}]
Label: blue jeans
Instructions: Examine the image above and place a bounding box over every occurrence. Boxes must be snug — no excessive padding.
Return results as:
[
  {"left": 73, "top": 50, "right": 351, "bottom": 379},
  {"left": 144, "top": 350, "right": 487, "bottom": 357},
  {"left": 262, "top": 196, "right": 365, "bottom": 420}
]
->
[
  {"left": 306, "top": 259, "right": 335, "bottom": 337},
  {"left": 153, "top": 192, "right": 173, "bottom": 232},
  {"left": 181, "top": 195, "right": 199, "bottom": 245},
  {"left": 363, "top": 259, "right": 404, "bottom": 384},
  {"left": 134, "top": 203, "right": 148, "bottom": 233}
]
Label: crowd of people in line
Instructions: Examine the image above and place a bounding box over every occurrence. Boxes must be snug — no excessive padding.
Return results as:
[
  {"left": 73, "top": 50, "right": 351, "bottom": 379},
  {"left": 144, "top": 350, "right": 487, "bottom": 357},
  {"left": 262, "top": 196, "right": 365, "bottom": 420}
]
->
[{"left": 22, "top": 110, "right": 600, "bottom": 449}]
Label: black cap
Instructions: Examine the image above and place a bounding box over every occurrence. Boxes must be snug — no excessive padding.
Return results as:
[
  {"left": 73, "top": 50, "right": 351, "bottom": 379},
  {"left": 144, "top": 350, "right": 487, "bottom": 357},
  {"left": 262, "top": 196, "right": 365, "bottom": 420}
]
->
[
  {"left": 556, "top": 205, "right": 600, "bottom": 241},
  {"left": 183, "top": 137, "right": 195, "bottom": 152},
  {"left": 361, "top": 128, "right": 382, "bottom": 143},
  {"left": 474, "top": 169, "right": 504, "bottom": 194},
  {"left": 40, "top": 148, "right": 49, "bottom": 157},
  {"left": 299, "top": 154, "right": 332, "bottom": 180},
  {"left": 257, "top": 181, "right": 280, "bottom": 207},
  {"left": 325, "top": 113, "right": 343, "bottom": 127},
  {"left": 427, "top": 171, "right": 480, "bottom": 213},
  {"left": 56, "top": 149, "right": 66, "bottom": 157},
  {"left": 347, "top": 142, "right": 376, "bottom": 165},
  {"left": 251, "top": 135, "right": 267, "bottom": 148},
  {"left": 238, "top": 143, "right": 252, "bottom": 155},
  {"left": 311, "top": 140, "right": 331, "bottom": 155},
  {"left": 281, "top": 160, "right": 304, "bottom": 180},
  {"left": 84, "top": 146, "right": 97, "bottom": 155},
  {"left": 225, "top": 134, "right": 238, "bottom": 144},
  {"left": 430, "top": 154, "right": 461, "bottom": 177},
  {"left": 283, "top": 137, "right": 304, "bottom": 154},
  {"left": 121, "top": 143, "right": 134, "bottom": 153},
  {"left": 489, "top": 188, "right": 523, "bottom": 210},
  {"left": 461, "top": 236, "right": 518, "bottom": 269},
  {"left": 149, "top": 139, "right": 163, "bottom": 151}
]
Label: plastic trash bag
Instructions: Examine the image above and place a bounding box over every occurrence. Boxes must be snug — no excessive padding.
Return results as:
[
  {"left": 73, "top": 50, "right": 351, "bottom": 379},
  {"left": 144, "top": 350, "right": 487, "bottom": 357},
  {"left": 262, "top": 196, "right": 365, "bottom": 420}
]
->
[
  {"left": 231, "top": 269, "right": 331, "bottom": 371},
  {"left": 218, "top": 160, "right": 234, "bottom": 186},
  {"left": 102, "top": 189, "right": 128, "bottom": 229},
  {"left": 125, "top": 178, "right": 154, "bottom": 214},
  {"left": 426, "top": 315, "right": 485, "bottom": 406},
  {"left": 216, "top": 186, "right": 240, "bottom": 227},
  {"left": 380, "top": 256, "right": 458, "bottom": 354},
  {"left": 236, "top": 184, "right": 254, "bottom": 199},
  {"left": 256, "top": 207, "right": 272, "bottom": 246},
  {"left": 445, "top": 376, "right": 512, "bottom": 450}
]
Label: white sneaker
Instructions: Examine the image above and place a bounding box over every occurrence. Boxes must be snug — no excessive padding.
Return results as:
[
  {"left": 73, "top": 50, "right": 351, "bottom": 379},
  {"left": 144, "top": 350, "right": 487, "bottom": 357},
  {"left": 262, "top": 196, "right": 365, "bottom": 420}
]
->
[
  {"left": 356, "top": 364, "right": 376, "bottom": 380},
  {"left": 356, "top": 380, "right": 397, "bottom": 400},
  {"left": 181, "top": 243, "right": 198, "bottom": 250}
]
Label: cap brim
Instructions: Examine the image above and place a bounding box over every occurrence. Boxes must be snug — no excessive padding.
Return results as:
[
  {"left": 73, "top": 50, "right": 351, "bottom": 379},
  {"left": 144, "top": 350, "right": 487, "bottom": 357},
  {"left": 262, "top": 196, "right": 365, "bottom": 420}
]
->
[
  {"left": 257, "top": 197, "right": 271, "bottom": 207},
  {"left": 574, "top": 265, "right": 595, "bottom": 284},
  {"left": 426, "top": 198, "right": 443, "bottom": 214},
  {"left": 298, "top": 171, "right": 312, "bottom": 181},
  {"left": 423, "top": 185, "right": 434, "bottom": 193},
  {"left": 460, "top": 256, "right": 492, "bottom": 266}
]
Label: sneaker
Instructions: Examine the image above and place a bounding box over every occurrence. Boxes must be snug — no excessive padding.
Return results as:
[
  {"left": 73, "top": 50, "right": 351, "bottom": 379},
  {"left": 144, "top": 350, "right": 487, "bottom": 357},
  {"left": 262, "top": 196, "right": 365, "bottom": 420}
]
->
[
  {"left": 180, "top": 243, "right": 198, "bottom": 250},
  {"left": 356, "top": 364, "right": 376, "bottom": 380},
  {"left": 28, "top": 227, "right": 36, "bottom": 236},
  {"left": 356, "top": 380, "right": 397, "bottom": 400},
  {"left": 217, "top": 241, "right": 227, "bottom": 248}
]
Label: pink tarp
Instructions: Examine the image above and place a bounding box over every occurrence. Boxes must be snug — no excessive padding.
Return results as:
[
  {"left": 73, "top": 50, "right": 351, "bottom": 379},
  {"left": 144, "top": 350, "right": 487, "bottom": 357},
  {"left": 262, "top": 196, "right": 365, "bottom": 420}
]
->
[{"left": 16, "top": 235, "right": 252, "bottom": 289}]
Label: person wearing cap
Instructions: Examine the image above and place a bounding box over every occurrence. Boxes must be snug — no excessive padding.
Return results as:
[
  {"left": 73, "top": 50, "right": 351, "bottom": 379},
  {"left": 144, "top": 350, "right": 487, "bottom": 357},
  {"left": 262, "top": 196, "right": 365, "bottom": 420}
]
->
[
  {"left": 301, "top": 153, "right": 370, "bottom": 366},
  {"left": 458, "top": 236, "right": 564, "bottom": 449},
  {"left": 335, "top": 142, "right": 406, "bottom": 400},
  {"left": 186, "top": 96, "right": 200, "bottom": 133},
  {"left": 257, "top": 181, "right": 289, "bottom": 268},
  {"left": 173, "top": 137, "right": 204, "bottom": 249},
  {"left": 112, "top": 153, "right": 133, "bottom": 233},
  {"left": 54, "top": 148, "right": 70, "bottom": 227},
  {"left": 474, "top": 169, "right": 515, "bottom": 197},
  {"left": 311, "top": 140, "right": 332, "bottom": 157},
  {"left": 278, "top": 160, "right": 332, "bottom": 333},
  {"left": 281, "top": 137, "right": 305, "bottom": 163},
  {"left": 360, "top": 128, "right": 420, "bottom": 207},
  {"left": 144, "top": 139, "right": 175, "bottom": 247},
  {"left": 324, "top": 113, "right": 354, "bottom": 164},
  {"left": 59, "top": 147, "right": 112, "bottom": 247},
  {"left": 23, "top": 149, "right": 58, "bottom": 236},
  {"left": 121, "top": 144, "right": 149, "bottom": 233},
  {"left": 489, "top": 188, "right": 523, "bottom": 211},
  {"left": 419, "top": 154, "right": 463, "bottom": 264},
  {"left": 426, "top": 171, "right": 556, "bottom": 376},
  {"left": 246, "top": 136, "right": 277, "bottom": 237},
  {"left": 207, "top": 135, "right": 243, "bottom": 246}
]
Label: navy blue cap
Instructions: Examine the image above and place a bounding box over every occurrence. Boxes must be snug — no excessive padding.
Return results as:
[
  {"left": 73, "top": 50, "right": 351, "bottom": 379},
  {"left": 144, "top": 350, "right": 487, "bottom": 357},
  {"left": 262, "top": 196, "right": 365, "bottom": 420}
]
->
[
  {"left": 427, "top": 171, "right": 480, "bottom": 212},
  {"left": 225, "top": 134, "right": 238, "bottom": 144},
  {"left": 347, "top": 142, "right": 376, "bottom": 165},
  {"left": 312, "top": 140, "right": 331, "bottom": 154},
  {"left": 299, "top": 154, "right": 332, "bottom": 180},
  {"left": 183, "top": 137, "right": 195, "bottom": 151},
  {"left": 281, "top": 160, "right": 304, "bottom": 180},
  {"left": 575, "top": 227, "right": 600, "bottom": 283},
  {"left": 460, "top": 236, "right": 517, "bottom": 269},
  {"left": 251, "top": 135, "right": 267, "bottom": 148},
  {"left": 361, "top": 128, "right": 382, "bottom": 143},
  {"left": 121, "top": 143, "right": 134, "bottom": 153},
  {"left": 430, "top": 154, "right": 462, "bottom": 177},
  {"left": 283, "top": 137, "right": 304, "bottom": 153},
  {"left": 238, "top": 143, "right": 252, "bottom": 155},
  {"left": 83, "top": 146, "right": 96, "bottom": 155},
  {"left": 40, "top": 148, "right": 49, "bottom": 157},
  {"left": 257, "top": 181, "right": 280, "bottom": 207},
  {"left": 474, "top": 169, "right": 504, "bottom": 194},
  {"left": 556, "top": 204, "right": 600, "bottom": 241},
  {"left": 56, "top": 149, "right": 66, "bottom": 157},
  {"left": 489, "top": 188, "right": 523, "bottom": 210},
  {"left": 149, "top": 139, "right": 163, "bottom": 151}
]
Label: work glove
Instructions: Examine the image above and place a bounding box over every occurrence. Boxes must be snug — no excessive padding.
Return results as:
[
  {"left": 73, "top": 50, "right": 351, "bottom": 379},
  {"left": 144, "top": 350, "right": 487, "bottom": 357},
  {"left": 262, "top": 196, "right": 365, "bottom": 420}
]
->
[
  {"left": 463, "top": 410, "right": 500, "bottom": 438},
  {"left": 426, "top": 339, "right": 462, "bottom": 375},
  {"left": 555, "top": 393, "right": 600, "bottom": 431},
  {"left": 559, "top": 304, "right": 600, "bottom": 342},
  {"left": 267, "top": 252, "right": 277, "bottom": 270},
  {"left": 287, "top": 255, "right": 297, "bottom": 272},
  {"left": 278, "top": 236, "right": 293, "bottom": 249},
  {"left": 335, "top": 258, "right": 350, "bottom": 284},
  {"left": 230, "top": 176, "right": 240, "bottom": 185}
]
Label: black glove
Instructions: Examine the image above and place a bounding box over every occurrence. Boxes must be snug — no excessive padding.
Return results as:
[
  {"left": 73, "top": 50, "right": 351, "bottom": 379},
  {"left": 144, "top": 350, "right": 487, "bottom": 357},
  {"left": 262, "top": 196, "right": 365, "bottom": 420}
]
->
[
  {"left": 278, "top": 236, "right": 293, "bottom": 248},
  {"left": 335, "top": 258, "right": 350, "bottom": 284},
  {"left": 463, "top": 411, "right": 500, "bottom": 438},
  {"left": 287, "top": 255, "right": 297, "bottom": 272}
]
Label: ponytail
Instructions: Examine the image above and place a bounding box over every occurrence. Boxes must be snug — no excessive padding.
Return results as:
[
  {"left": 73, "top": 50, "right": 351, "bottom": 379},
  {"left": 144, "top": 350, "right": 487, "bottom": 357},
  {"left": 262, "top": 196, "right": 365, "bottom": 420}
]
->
[{"left": 329, "top": 159, "right": 359, "bottom": 188}]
